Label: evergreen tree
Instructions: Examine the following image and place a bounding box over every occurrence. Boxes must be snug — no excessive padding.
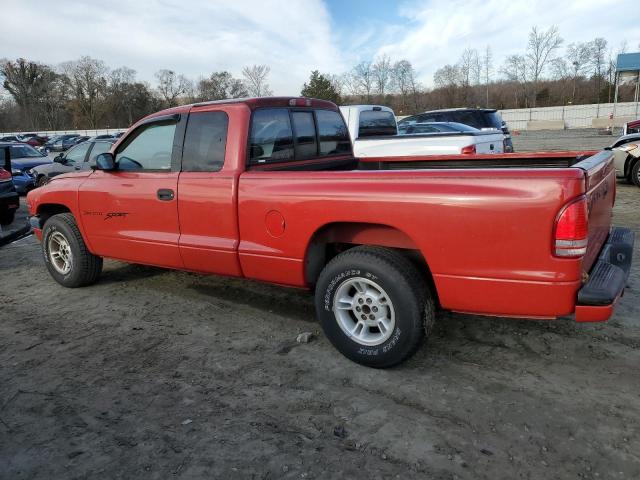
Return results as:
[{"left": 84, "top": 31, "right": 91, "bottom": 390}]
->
[{"left": 300, "top": 70, "right": 341, "bottom": 104}]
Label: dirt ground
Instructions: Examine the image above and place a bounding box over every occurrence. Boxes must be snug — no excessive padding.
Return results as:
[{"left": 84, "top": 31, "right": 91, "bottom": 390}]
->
[{"left": 1, "top": 183, "right": 640, "bottom": 480}]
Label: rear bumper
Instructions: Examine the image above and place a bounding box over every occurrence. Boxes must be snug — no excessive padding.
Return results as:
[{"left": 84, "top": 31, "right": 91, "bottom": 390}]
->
[
  {"left": 575, "top": 227, "right": 634, "bottom": 322},
  {"left": 0, "top": 191, "right": 20, "bottom": 211}
]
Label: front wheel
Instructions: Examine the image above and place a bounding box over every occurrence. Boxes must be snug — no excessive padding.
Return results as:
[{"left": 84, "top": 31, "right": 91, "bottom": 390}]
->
[
  {"left": 42, "top": 213, "right": 103, "bottom": 287},
  {"left": 315, "top": 246, "right": 435, "bottom": 368},
  {"left": 36, "top": 175, "right": 49, "bottom": 188}
]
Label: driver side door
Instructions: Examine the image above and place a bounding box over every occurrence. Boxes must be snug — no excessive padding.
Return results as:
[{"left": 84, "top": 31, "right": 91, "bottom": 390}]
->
[{"left": 78, "top": 115, "right": 184, "bottom": 268}]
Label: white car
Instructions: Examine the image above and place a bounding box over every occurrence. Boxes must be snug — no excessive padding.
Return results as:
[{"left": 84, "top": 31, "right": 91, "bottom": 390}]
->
[
  {"left": 339, "top": 105, "right": 505, "bottom": 158},
  {"left": 612, "top": 138, "right": 640, "bottom": 186}
]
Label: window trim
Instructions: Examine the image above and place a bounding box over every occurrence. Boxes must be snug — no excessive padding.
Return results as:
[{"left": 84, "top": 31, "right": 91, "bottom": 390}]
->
[{"left": 114, "top": 114, "right": 182, "bottom": 173}]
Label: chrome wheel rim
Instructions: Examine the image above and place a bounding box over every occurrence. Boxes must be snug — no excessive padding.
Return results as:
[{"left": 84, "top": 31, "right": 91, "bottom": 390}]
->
[
  {"left": 332, "top": 277, "right": 396, "bottom": 346},
  {"left": 48, "top": 232, "right": 73, "bottom": 274}
]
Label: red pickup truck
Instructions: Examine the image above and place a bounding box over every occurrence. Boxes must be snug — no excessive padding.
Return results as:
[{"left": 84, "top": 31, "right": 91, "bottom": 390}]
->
[{"left": 26, "top": 97, "right": 634, "bottom": 367}]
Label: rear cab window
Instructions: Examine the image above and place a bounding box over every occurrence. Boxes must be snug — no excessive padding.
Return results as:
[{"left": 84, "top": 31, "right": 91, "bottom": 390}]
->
[
  {"left": 249, "top": 108, "right": 351, "bottom": 165},
  {"left": 358, "top": 110, "right": 397, "bottom": 137}
]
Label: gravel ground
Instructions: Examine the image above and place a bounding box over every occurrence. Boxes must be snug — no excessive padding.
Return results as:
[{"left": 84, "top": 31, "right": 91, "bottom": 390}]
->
[
  {"left": 512, "top": 128, "right": 618, "bottom": 152},
  {"left": 1, "top": 160, "right": 640, "bottom": 479}
]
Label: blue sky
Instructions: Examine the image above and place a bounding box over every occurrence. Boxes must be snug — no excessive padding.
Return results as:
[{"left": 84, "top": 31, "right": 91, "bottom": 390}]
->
[{"left": 1, "top": 0, "right": 639, "bottom": 95}]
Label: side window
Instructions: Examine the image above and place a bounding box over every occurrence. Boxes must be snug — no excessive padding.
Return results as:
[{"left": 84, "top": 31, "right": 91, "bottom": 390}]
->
[
  {"left": 249, "top": 109, "right": 294, "bottom": 164},
  {"left": 65, "top": 142, "right": 91, "bottom": 164},
  {"left": 87, "top": 142, "right": 112, "bottom": 166},
  {"left": 182, "top": 111, "right": 228, "bottom": 172},
  {"left": 315, "top": 110, "right": 351, "bottom": 156},
  {"left": 291, "top": 111, "right": 317, "bottom": 159},
  {"left": 116, "top": 121, "right": 176, "bottom": 170}
]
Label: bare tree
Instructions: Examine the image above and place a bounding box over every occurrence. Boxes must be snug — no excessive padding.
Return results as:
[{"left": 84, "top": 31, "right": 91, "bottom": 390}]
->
[
  {"left": 501, "top": 54, "right": 528, "bottom": 107},
  {"left": 372, "top": 54, "right": 393, "bottom": 96},
  {"left": 242, "top": 64, "right": 272, "bottom": 97},
  {"left": 1, "top": 58, "right": 56, "bottom": 128},
  {"left": 526, "top": 25, "right": 563, "bottom": 106},
  {"left": 197, "top": 71, "right": 247, "bottom": 101},
  {"left": 62, "top": 56, "right": 109, "bottom": 128},
  {"left": 565, "top": 42, "right": 592, "bottom": 103},
  {"left": 589, "top": 37, "right": 607, "bottom": 104},
  {"left": 434, "top": 64, "right": 461, "bottom": 106},
  {"left": 326, "top": 74, "right": 345, "bottom": 98},
  {"left": 154, "top": 69, "right": 190, "bottom": 107},
  {"left": 352, "top": 61, "right": 374, "bottom": 101},
  {"left": 482, "top": 46, "right": 493, "bottom": 107},
  {"left": 459, "top": 48, "right": 480, "bottom": 104},
  {"left": 392, "top": 60, "right": 418, "bottom": 113}
]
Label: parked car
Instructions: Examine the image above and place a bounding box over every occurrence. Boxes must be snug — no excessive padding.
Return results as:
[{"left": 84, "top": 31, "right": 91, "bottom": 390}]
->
[
  {"left": 0, "top": 147, "right": 20, "bottom": 225},
  {"left": 612, "top": 140, "right": 640, "bottom": 186},
  {"left": 398, "top": 108, "right": 514, "bottom": 152},
  {"left": 340, "top": 105, "right": 504, "bottom": 157},
  {"left": 27, "top": 97, "right": 632, "bottom": 368},
  {"left": 71, "top": 136, "right": 90, "bottom": 146},
  {"left": 1, "top": 142, "right": 51, "bottom": 194},
  {"left": 18, "top": 133, "right": 48, "bottom": 147},
  {"left": 42, "top": 134, "right": 80, "bottom": 153},
  {"left": 401, "top": 122, "right": 481, "bottom": 134},
  {"left": 0, "top": 135, "right": 22, "bottom": 142},
  {"left": 622, "top": 119, "right": 640, "bottom": 136},
  {"left": 32, "top": 138, "right": 115, "bottom": 187},
  {"left": 88, "top": 134, "right": 116, "bottom": 141}
]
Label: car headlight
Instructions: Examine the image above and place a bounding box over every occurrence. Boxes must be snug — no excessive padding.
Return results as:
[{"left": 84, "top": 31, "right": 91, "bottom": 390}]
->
[
  {"left": 11, "top": 168, "right": 22, "bottom": 176},
  {"left": 618, "top": 143, "right": 638, "bottom": 152}
]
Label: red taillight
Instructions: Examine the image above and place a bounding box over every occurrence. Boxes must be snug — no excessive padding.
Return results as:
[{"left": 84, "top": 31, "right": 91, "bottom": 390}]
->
[
  {"left": 0, "top": 168, "right": 11, "bottom": 181},
  {"left": 554, "top": 197, "right": 588, "bottom": 257},
  {"left": 461, "top": 145, "right": 476, "bottom": 154}
]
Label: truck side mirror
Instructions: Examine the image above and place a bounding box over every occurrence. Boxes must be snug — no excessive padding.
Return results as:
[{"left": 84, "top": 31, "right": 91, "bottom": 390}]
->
[{"left": 94, "top": 152, "right": 116, "bottom": 171}]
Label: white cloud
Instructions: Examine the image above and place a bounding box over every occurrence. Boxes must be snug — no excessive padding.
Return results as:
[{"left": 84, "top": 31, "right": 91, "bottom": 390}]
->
[
  {"left": 0, "top": 0, "right": 345, "bottom": 94},
  {"left": 376, "top": 0, "right": 640, "bottom": 87},
  {"left": 1, "top": 0, "right": 638, "bottom": 96}
]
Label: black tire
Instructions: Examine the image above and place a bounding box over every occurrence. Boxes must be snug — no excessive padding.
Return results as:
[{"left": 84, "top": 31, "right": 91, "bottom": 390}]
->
[
  {"left": 36, "top": 175, "right": 49, "bottom": 188},
  {"left": 315, "top": 246, "right": 435, "bottom": 368},
  {"left": 0, "top": 209, "right": 15, "bottom": 226},
  {"left": 631, "top": 159, "right": 640, "bottom": 188},
  {"left": 42, "top": 213, "right": 103, "bottom": 287}
]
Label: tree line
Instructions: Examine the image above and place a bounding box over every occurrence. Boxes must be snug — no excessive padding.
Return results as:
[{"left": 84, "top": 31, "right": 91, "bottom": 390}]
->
[
  {"left": 1, "top": 25, "right": 638, "bottom": 132},
  {"left": 0, "top": 58, "right": 273, "bottom": 132}
]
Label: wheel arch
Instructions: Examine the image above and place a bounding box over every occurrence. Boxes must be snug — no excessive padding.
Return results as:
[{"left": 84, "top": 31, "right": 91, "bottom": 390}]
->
[
  {"left": 304, "top": 221, "right": 439, "bottom": 305},
  {"left": 36, "top": 203, "right": 72, "bottom": 229}
]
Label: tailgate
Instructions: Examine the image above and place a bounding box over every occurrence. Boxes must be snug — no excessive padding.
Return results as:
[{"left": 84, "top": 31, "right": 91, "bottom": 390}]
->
[
  {"left": 575, "top": 150, "right": 616, "bottom": 272},
  {"left": 474, "top": 133, "right": 504, "bottom": 154}
]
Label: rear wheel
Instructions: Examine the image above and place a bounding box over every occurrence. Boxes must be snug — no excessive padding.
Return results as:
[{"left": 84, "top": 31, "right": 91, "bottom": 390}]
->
[
  {"left": 42, "top": 213, "right": 102, "bottom": 287},
  {"left": 631, "top": 160, "right": 640, "bottom": 188},
  {"left": 315, "top": 246, "right": 434, "bottom": 368}
]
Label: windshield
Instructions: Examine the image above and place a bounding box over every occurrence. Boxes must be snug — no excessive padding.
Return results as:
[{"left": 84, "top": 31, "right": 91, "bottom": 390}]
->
[{"left": 10, "top": 144, "right": 44, "bottom": 158}]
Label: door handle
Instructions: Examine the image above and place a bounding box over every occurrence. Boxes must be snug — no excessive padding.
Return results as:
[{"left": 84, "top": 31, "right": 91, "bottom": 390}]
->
[{"left": 157, "top": 189, "right": 175, "bottom": 201}]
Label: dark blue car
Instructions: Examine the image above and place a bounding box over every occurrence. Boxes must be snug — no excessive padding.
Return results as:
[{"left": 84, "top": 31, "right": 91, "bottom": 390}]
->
[{"left": 1, "top": 142, "right": 52, "bottom": 194}]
